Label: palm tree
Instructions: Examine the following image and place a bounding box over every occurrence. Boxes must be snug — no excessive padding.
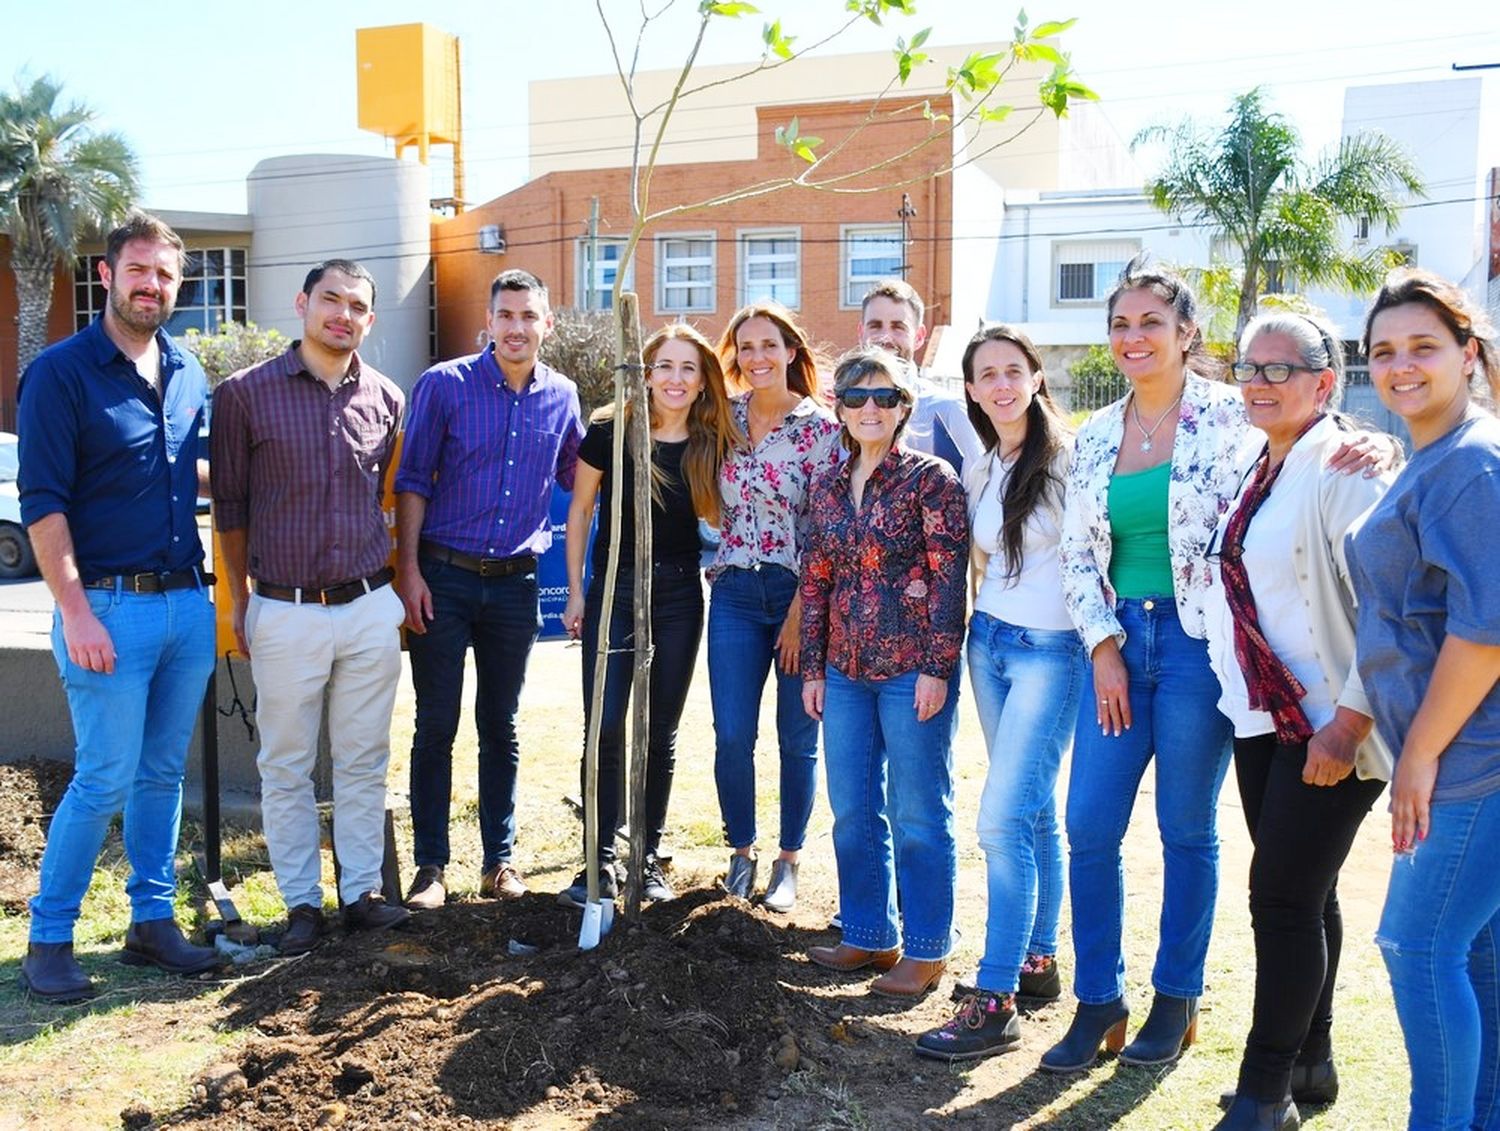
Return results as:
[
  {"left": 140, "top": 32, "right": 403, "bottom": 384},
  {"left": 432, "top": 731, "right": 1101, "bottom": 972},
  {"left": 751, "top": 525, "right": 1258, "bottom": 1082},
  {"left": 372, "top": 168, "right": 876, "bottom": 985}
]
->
[
  {"left": 0, "top": 76, "right": 139, "bottom": 375},
  {"left": 1134, "top": 88, "right": 1424, "bottom": 337}
]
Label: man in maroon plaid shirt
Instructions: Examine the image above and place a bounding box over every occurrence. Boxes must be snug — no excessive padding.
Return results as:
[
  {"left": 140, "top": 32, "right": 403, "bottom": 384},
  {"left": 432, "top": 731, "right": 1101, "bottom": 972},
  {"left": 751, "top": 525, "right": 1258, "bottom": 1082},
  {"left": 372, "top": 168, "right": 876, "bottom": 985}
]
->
[{"left": 211, "top": 259, "right": 408, "bottom": 954}]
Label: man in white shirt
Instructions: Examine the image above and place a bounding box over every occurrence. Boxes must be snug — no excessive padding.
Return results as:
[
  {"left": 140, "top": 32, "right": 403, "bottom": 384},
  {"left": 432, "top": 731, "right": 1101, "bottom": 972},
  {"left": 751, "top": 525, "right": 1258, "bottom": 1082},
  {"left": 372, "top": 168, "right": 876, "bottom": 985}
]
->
[{"left": 856, "top": 279, "right": 983, "bottom": 477}]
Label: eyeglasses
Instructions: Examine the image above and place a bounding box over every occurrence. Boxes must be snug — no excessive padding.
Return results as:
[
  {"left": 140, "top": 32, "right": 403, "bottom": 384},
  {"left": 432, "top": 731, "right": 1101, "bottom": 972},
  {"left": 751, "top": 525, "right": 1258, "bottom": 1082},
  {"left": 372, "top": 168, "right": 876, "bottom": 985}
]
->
[
  {"left": 1230, "top": 362, "right": 1317, "bottom": 385},
  {"left": 838, "top": 387, "right": 905, "bottom": 409}
]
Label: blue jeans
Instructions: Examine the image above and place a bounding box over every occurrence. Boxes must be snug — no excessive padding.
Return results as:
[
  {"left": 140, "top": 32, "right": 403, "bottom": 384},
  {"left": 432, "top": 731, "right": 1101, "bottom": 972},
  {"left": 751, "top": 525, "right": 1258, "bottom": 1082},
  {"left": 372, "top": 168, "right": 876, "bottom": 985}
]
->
[
  {"left": 822, "top": 665, "right": 961, "bottom": 961},
  {"left": 707, "top": 565, "right": 820, "bottom": 852},
  {"left": 407, "top": 555, "right": 541, "bottom": 871},
  {"left": 1065, "top": 597, "right": 1232, "bottom": 1004},
  {"left": 967, "top": 611, "right": 1085, "bottom": 993},
  {"left": 30, "top": 584, "right": 215, "bottom": 942},
  {"left": 579, "top": 559, "right": 704, "bottom": 862},
  {"left": 1377, "top": 790, "right": 1500, "bottom": 1131}
]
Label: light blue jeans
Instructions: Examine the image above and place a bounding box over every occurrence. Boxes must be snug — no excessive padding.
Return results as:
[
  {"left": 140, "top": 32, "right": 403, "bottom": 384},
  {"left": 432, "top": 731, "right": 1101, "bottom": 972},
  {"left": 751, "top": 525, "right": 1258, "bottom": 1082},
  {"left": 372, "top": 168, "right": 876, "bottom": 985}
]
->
[
  {"left": 1065, "top": 597, "right": 1233, "bottom": 1004},
  {"left": 30, "top": 585, "right": 215, "bottom": 942},
  {"left": 967, "top": 611, "right": 1085, "bottom": 993},
  {"left": 1377, "top": 790, "right": 1500, "bottom": 1131},
  {"left": 822, "top": 665, "right": 961, "bottom": 961}
]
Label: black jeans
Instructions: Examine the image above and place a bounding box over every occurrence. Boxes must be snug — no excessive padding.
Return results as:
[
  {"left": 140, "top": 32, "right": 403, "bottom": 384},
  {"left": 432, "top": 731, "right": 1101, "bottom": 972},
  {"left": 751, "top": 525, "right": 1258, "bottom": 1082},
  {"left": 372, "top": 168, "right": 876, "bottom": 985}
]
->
[
  {"left": 1232, "top": 734, "right": 1385, "bottom": 1100},
  {"left": 579, "top": 557, "right": 704, "bottom": 863}
]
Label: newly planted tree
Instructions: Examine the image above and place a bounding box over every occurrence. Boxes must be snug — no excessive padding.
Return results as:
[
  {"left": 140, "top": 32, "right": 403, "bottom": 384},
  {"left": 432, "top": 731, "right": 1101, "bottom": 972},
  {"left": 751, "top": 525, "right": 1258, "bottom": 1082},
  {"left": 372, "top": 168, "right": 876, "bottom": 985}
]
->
[{"left": 581, "top": 0, "right": 1096, "bottom": 923}]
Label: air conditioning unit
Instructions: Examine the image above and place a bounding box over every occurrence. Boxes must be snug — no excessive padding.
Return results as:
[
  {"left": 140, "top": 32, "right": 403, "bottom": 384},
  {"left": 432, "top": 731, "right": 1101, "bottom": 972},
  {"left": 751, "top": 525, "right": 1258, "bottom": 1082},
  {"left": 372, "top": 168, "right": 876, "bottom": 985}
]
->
[{"left": 479, "top": 225, "right": 507, "bottom": 254}]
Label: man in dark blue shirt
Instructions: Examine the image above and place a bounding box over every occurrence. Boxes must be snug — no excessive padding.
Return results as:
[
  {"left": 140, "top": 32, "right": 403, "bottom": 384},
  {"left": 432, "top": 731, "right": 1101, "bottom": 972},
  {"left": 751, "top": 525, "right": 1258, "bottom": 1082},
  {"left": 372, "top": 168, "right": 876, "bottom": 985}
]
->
[{"left": 17, "top": 211, "right": 220, "bottom": 1002}]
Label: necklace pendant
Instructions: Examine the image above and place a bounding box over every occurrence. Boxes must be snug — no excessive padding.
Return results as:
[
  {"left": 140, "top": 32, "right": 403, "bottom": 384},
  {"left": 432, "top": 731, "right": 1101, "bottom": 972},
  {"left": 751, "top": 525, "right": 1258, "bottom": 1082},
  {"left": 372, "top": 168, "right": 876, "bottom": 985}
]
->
[{"left": 1140, "top": 439, "right": 1152, "bottom": 452}]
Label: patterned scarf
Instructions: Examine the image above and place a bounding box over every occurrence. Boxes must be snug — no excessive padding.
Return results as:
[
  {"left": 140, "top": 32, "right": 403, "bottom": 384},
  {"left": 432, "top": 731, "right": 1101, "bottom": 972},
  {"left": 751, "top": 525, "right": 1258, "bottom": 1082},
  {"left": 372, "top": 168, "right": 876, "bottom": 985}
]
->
[{"left": 1219, "top": 416, "right": 1324, "bottom": 745}]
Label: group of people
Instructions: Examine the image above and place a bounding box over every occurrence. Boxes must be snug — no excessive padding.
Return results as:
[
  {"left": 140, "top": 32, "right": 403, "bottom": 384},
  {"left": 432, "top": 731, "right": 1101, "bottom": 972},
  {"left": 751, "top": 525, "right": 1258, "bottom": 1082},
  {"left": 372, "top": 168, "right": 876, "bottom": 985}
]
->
[{"left": 13, "top": 208, "right": 1500, "bottom": 1131}]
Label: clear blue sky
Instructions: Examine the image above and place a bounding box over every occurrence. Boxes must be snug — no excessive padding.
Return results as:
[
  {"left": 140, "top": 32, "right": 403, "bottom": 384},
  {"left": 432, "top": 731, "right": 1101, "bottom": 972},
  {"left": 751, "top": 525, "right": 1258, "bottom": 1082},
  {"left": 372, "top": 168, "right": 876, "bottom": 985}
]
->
[{"left": 5, "top": 0, "right": 1496, "bottom": 214}]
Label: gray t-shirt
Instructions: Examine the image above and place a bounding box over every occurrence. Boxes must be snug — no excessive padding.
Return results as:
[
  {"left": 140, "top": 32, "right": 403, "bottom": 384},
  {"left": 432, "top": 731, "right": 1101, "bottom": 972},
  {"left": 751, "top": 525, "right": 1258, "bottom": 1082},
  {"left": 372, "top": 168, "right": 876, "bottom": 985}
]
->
[{"left": 1347, "top": 412, "right": 1500, "bottom": 803}]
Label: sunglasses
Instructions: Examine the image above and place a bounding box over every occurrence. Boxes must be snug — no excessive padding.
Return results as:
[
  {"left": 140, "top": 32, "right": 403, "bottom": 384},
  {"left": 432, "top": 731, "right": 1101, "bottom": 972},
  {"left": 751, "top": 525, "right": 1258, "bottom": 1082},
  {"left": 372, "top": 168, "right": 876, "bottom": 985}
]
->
[
  {"left": 838, "top": 387, "right": 905, "bottom": 409},
  {"left": 1230, "top": 362, "right": 1317, "bottom": 384}
]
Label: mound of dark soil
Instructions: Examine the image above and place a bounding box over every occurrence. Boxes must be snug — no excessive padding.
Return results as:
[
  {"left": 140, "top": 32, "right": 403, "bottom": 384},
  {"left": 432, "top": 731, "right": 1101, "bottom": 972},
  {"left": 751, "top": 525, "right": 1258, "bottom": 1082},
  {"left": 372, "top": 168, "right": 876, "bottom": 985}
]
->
[{"left": 0, "top": 758, "right": 73, "bottom": 912}]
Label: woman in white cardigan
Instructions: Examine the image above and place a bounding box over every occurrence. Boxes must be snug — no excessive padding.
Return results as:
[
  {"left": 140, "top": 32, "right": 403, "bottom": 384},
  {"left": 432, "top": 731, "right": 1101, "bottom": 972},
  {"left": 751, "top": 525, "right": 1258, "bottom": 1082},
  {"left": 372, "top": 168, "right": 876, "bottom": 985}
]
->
[{"left": 1204, "top": 313, "right": 1394, "bottom": 1131}]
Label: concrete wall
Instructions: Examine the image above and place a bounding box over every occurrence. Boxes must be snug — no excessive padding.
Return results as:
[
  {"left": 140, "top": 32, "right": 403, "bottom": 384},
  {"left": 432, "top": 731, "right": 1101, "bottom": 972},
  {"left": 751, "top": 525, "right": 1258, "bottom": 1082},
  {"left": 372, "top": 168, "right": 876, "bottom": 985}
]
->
[{"left": 248, "top": 154, "right": 433, "bottom": 390}]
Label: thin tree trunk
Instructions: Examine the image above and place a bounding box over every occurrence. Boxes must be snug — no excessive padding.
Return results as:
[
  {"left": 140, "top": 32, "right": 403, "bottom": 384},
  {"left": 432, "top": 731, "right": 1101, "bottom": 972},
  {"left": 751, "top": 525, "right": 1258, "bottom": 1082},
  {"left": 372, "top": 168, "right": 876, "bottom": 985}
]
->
[
  {"left": 621, "top": 295, "right": 651, "bottom": 924},
  {"left": 13, "top": 257, "right": 57, "bottom": 379}
]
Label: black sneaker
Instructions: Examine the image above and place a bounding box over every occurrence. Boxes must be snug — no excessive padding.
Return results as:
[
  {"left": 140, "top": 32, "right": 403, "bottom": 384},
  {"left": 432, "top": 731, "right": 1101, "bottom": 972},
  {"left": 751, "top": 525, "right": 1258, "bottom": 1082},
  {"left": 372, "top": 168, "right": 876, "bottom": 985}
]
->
[
  {"left": 557, "top": 864, "right": 618, "bottom": 909},
  {"left": 1018, "top": 953, "right": 1061, "bottom": 1002},
  {"left": 641, "top": 855, "right": 675, "bottom": 902},
  {"left": 915, "top": 991, "right": 1022, "bottom": 1061}
]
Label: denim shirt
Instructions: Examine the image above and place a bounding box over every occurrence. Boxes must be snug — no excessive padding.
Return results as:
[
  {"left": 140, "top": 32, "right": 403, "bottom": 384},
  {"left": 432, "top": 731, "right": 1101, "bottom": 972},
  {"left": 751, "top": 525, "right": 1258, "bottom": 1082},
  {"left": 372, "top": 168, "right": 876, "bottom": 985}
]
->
[{"left": 18, "top": 318, "right": 206, "bottom": 581}]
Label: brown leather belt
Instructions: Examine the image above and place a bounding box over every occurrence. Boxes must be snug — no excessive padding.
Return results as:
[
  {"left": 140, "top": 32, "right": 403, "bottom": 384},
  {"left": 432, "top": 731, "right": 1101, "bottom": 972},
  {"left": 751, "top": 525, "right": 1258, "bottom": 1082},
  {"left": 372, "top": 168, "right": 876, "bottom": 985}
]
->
[
  {"left": 255, "top": 566, "right": 394, "bottom": 606},
  {"left": 419, "top": 540, "right": 537, "bottom": 578},
  {"left": 84, "top": 568, "right": 212, "bottom": 593}
]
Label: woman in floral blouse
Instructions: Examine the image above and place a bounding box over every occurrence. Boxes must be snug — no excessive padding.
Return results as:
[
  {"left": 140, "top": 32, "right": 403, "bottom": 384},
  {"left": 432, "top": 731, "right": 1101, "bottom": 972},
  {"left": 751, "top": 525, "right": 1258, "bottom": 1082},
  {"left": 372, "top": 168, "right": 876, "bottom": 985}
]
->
[
  {"left": 800, "top": 347, "right": 969, "bottom": 999},
  {"left": 1046, "top": 257, "right": 1388, "bottom": 1075},
  {"left": 708, "top": 301, "right": 842, "bottom": 912}
]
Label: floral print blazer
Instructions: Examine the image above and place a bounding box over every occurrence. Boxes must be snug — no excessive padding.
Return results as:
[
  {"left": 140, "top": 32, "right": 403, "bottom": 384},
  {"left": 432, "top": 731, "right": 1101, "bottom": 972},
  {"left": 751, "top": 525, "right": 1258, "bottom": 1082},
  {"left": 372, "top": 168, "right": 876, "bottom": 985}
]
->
[
  {"left": 800, "top": 446, "right": 970, "bottom": 681},
  {"left": 710, "top": 393, "right": 843, "bottom": 582},
  {"left": 1060, "top": 372, "right": 1258, "bottom": 653}
]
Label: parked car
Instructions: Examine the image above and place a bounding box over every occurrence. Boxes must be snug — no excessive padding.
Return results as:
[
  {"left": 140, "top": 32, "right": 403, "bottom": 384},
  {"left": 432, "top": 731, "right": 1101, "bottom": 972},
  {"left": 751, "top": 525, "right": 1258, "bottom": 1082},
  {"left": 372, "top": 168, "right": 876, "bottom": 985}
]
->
[{"left": 0, "top": 431, "right": 37, "bottom": 579}]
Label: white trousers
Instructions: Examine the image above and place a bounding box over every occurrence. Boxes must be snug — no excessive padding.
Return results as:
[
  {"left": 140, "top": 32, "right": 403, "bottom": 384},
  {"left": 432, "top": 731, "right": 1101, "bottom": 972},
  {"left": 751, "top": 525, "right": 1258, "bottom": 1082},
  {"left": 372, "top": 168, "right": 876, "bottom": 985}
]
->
[{"left": 246, "top": 584, "right": 403, "bottom": 909}]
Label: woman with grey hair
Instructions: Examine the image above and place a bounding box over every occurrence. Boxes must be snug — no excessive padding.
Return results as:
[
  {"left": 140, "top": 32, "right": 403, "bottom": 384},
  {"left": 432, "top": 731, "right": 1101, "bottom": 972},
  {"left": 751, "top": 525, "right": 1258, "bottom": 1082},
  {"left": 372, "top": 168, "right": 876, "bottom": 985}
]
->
[
  {"left": 1203, "top": 311, "right": 1395, "bottom": 1131},
  {"left": 799, "top": 348, "right": 970, "bottom": 999}
]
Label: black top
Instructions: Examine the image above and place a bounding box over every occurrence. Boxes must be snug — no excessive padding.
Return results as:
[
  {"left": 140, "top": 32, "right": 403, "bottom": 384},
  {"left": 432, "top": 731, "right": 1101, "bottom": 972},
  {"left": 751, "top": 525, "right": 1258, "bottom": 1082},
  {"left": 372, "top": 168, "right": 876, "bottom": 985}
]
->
[{"left": 578, "top": 418, "right": 701, "bottom": 573}]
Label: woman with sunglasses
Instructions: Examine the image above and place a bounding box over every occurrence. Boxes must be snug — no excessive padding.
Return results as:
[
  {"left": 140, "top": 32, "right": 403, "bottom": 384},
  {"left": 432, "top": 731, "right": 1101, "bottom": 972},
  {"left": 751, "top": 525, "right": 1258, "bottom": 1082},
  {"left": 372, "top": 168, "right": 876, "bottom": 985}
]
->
[
  {"left": 1202, "top": 313, "right": 1393, "bottom": 1131},
  {"left": 559, "top": 324, "right": 739, "bottom": 908},
  {"left": 800, "top": 347, "right": 969, "bottom": 998},
  {"left": 709, "top": 302, "right": 842, "bottom": 912},
  {"left": 1347, "top": 270, "right": 1500, "bottom": 1131},
  {"left": 913, "top": 325, "right": 1080, "bottom": 1060},
  {"left": 1047, "top": 256, "right": 1392, "bottom": 1075}
]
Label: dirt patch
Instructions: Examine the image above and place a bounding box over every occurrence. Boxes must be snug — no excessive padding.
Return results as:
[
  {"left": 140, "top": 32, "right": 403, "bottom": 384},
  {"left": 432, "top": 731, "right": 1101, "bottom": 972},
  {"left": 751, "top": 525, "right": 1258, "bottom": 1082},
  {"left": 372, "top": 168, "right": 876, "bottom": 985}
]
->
[
  {"left": 156, "top": 889, "right": 888, "bottom": 1129},
  {"left": 0, "top": 758, "right": 72, "bottom": 913}
]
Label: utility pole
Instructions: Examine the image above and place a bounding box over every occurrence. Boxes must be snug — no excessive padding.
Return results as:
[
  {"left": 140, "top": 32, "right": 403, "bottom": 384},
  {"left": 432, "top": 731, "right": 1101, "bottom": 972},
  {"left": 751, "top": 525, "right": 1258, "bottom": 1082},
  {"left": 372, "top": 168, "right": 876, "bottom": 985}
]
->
[
  {"left": 585, "top": 197, "right": 601, "bottom": 311},
  {"left": 898, "top": 193, "right": 917, "bottom": 281}
]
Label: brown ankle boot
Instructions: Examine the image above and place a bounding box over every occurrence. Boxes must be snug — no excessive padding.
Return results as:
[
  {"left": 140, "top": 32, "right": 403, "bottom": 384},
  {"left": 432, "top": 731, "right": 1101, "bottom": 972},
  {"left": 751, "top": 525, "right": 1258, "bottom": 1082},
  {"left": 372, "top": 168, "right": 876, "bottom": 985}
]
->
[
  {"left": 808, "top": 943, "right": 901, "bottom": 973},
  {"left": 871, "top": 956, "right": 945, "bottom": 998}
]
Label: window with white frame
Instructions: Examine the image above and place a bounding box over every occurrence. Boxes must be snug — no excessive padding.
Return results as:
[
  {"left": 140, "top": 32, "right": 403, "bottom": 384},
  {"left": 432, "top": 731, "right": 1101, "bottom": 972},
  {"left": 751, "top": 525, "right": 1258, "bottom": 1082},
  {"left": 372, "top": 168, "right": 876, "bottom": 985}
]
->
[
  {"left": 739, "top": 230, "right": 800, "bottom": 308},
  {"left": 841, "top": 225, "right": 904, "bottom": 308},
  {"left": 1053, "top": 240, "right": 1138, "bottom": 304},
  {"left": 75, "top": 247, "right": 248, "bottom": 334},
  {"left": 574, "top": 238, "right": 632, "bottom": 311},
  {"left": 656, "top": 234, "right": 715, "bottom": 314}
]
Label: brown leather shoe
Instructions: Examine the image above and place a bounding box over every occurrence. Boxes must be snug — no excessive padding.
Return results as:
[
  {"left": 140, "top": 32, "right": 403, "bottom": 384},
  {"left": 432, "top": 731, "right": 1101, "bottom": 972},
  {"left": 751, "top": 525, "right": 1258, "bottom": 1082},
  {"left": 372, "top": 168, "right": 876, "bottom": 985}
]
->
[
  {"left": 479, "top": 863, "right": 527, "bottom": 900},
  {"left": 405, "top": 865, "right": 446, "bottom": 911},
  {"left": 808, "top": 943, "right": 901, "bottom": 974},
  {"left": 280, "top": 904, "right": 325, "bottom": 955},
  {"left": 871, "top": 957, "right": 946, "bottom": 998}
]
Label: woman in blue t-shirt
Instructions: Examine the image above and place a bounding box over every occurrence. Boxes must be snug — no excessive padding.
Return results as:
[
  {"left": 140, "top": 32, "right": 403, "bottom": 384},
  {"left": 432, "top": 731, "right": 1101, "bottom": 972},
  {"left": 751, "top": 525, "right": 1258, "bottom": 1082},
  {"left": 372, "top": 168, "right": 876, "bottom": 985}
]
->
[
  {"left": 559, "top": 324, "right": 739, "bottom": 907},
  {"left": 1347, "top": 269, "right": 1500, "bottom": 1131}
]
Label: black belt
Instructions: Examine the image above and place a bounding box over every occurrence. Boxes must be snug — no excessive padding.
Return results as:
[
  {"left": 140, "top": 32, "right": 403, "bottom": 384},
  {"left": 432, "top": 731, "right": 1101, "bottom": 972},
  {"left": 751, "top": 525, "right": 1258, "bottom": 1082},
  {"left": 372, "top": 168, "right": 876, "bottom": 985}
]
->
[
  {"left": 420, "top": 540, "right": 537, "bottom": 578},
  {"left": 84, "top": 568, "right": 211, "bottom": 593},
  {"left": 255, "top": 566, "right": 394, "bottom": 606}
]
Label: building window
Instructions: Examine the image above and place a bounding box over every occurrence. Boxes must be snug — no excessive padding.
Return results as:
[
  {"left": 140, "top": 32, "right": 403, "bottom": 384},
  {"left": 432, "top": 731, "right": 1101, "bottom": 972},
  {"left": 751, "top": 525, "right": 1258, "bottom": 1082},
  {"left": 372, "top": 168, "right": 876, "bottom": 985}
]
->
[
  {"left": 1054, "top": 240, "right": 1137, "bottom": 304},
  {"left": 74, "top": 247, "right": 249, "bottom": 334},
  {"left": 739, "top": 230, "right": 800, "bottom": 309},
  {"left": 841, "top": 225, "right": 904, "bottom": 308},
  {"left": 656, "top": 234, "right": 715, "bottom": 314},
  {"left": 574, "top": 238, "right": 632, "bottom": 311}
]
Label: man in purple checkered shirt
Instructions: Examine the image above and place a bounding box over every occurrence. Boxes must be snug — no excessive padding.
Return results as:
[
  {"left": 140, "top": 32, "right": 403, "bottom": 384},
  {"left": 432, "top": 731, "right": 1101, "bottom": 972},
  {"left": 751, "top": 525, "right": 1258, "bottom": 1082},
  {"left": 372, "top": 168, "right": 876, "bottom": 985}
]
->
[
  {"left": 212, "top": 259, "right": 409, "bottom": 953},
  {"left": 395, "top": 269, "right": 584, "bottom": 909}
]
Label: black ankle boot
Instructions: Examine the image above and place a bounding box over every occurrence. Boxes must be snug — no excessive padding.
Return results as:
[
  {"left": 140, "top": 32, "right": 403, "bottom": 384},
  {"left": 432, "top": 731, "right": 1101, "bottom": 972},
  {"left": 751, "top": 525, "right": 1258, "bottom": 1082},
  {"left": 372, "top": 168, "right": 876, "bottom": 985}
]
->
[
  {"left": 915, "top": 991, "right": 1021, "bottom": 1062},
  {"left": 121, "top": 918, "right": 222, "bottom": 975},
  {"left": 19, "top": 942, "right": 95, "bottom": 1003},
  {"left": 1120, "top": 992, "right": 1198, "bottom": 1066},
  {"left": 1039, "top": 998, "right": 1129, "bottom": 1073},
  {"left": 1289, "top": 1059, "right": 1338, "bottom": 1105},
  {"left": 1212, "top": 1093, "right": 1300, "bottom": 1130}
]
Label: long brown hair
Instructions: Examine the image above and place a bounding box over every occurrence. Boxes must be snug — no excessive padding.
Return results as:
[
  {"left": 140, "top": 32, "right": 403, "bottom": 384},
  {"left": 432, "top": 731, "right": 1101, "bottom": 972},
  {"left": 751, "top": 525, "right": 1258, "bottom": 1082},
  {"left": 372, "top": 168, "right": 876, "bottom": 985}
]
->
[
  {"left": 717, "top": 301, "right": 821, "bottom": 400},
  {"left": 590, "top": 323, "right": 741, "bottom": 524},
  {"left": 1362, "top": 267, "right": 1500, "bottom": 407},
  {"left": 962, "top": 324, "right": 1072, "bottom": 580}
]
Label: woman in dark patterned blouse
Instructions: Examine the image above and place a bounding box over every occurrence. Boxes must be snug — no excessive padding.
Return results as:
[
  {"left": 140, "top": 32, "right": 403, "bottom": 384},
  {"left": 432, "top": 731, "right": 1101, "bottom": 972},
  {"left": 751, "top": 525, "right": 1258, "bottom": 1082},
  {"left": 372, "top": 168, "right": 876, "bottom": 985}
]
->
[{"left": 800, "top": 347, "right": 970, "bottom": 999}]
